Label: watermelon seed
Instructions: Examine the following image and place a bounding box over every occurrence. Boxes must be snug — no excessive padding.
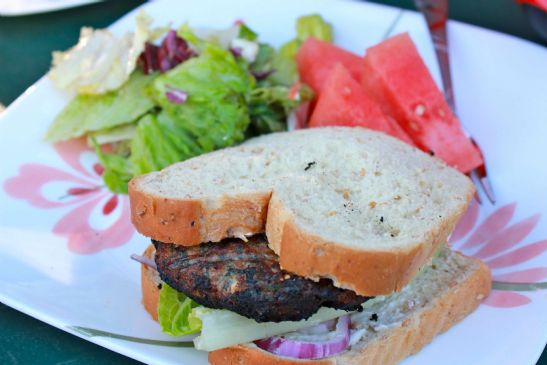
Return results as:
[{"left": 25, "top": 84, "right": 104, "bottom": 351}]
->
[{"left": 414, "top": 104, "right": 425, "bottom": 116}]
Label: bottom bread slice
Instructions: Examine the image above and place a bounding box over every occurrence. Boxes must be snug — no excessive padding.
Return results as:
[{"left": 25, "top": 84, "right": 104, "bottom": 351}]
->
[
  {"left": 207, "top": 247, "right": 491, "bottom": 365},
  {"left": 139, "top": 245, "right": 490, "bottom": 365},
  {"left": 141, "top": 244, "right": 161, "bottom": 322}
]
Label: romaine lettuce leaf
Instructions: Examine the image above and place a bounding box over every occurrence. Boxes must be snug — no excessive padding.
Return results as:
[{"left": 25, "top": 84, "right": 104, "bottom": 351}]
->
[
  {"left": 270, "top": 40, "right": 300, "bottom": 86},
  {"left": 96, "top": 112, "right": 205, "bottom": 193},
  {"left": 93, "top": 141, "right": 134, "bottom": 194},
  {"left": 295, "top": 14, "right": 333, "bottom": 43},
  {"left": 158, "top": 284, "right": 201, "bottom": 336},
  {"left": 177, "top": 24, "right": 208, "bottom": 52},
  {"left": 238, "top": 23, "right": 258, "bottom": 41},
  {"left": 46, "top": 71, "right": 156, "bottom": 142},
  {"left": 152, "top": 43, "right": 252, "bottom": 151},
  {"left": 248, "top": 86, "right": 297, "bottom": 135},
  {"left": 251, "top": 43, "right": 276, "bottom": 80},
  {"left": 154, "top": 43, "right": 252, "bottom": 99},
  {"left": 130, "top": 112, "right": 202, "bottom": 176},
  {"left": 87, "top": 123, "right": 136, "bottom": 145}
]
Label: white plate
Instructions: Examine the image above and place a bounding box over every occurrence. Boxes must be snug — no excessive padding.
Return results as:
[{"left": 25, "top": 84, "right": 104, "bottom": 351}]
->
[
  {"left": 0, "top": 0, "right": 101, "bottom": 16},
  {"left": 1, "top": 1, "right": 546, "bottom": 364}
]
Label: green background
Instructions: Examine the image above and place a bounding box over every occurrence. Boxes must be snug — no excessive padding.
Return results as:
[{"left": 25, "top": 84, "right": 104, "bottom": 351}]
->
[{"left": 0, "top": 0, "right": 545, "bottom": 364}]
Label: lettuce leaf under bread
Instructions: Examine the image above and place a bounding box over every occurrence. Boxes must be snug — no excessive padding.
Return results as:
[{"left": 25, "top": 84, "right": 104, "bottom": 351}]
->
[{"left": 158, "top": 284, "right": 202, "bottom": 336}]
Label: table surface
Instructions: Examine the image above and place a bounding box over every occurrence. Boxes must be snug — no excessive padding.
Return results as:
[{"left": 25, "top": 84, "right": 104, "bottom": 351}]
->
[{"left": 0, "top": 1, "right": 545, "bottom": 364}]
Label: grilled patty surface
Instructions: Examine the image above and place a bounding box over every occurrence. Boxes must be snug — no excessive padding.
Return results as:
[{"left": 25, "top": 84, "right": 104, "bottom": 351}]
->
[{"left": 154, "top": 236, "right": 370, "bottom": 322}]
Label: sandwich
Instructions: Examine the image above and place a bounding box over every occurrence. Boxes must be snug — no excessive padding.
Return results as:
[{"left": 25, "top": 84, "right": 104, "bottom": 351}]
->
[{"left": 128, "top": 127, "right": 491, "bottom": 364}]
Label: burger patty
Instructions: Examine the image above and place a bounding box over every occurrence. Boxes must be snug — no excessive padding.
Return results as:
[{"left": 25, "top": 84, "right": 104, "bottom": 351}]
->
[{"left": 153, "top": 236, "right": 370, "bottom": 323}]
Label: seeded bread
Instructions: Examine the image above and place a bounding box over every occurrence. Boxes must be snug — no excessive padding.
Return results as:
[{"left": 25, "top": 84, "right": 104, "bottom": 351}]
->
[
  {"left": 129, "top": 127, "right": 474, "bottom": 295},
  {"left": 207, "top": 248, "right": 491, "bottom": 365}
]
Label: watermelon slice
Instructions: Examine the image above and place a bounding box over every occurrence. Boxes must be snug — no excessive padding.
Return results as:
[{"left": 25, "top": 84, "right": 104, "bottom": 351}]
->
[
  {"left": 361, "top": 33, "right": 483, "bottom": 173},
  {"left": 309, "top": 63, "right": 414, "bottom": 145},
  {"left": 297, "top": 38, "right": 363, "bottom": 93}
]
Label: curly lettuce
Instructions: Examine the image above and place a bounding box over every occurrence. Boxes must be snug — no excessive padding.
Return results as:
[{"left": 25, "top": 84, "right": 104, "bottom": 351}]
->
[{"left": 49, "top": 10, "right": 160, "bottom": 94}]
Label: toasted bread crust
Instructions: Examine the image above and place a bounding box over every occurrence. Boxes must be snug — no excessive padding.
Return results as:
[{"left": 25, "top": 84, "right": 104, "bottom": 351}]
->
[
  {"left": 266, "top": 193, "right": 469, "bottom": 296},
  {"left": 130, "top": 177, "right": 270, "bottom": 246},
  {"left": 129, "top": 127, "right": 475, "bottom": 297},
  {"left": 131, "top": 181, "right": 472, "bottom": 296},
  {"left": 208, "top": 254, "right": 491, "bottom": 365},
  {"left": 209, "top": 347, "right": 334, "bottom": 365},
  {"left": 141, "top": 245, "right": 160, "bottom": 321}
]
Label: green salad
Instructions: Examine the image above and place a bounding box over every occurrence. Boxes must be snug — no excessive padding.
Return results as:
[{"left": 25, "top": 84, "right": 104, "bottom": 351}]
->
[
  {"left": 47, "top": 12, "right": 333, "bottom": 340},
  {"left": 46, "top": 12, "right": 331, "bottom": 194}
]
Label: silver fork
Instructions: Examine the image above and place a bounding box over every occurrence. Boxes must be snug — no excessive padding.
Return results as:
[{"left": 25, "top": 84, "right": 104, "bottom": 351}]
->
[{"left": 414, "top": 0, "right": 496, "bottom": 205}]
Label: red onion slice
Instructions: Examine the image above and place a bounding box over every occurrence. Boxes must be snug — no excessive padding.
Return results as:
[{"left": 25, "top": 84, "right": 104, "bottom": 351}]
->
[
  {"left": 230, "top": 47, "right": 243, "bottom": 58},
  {"left": 130, "top": 254, "right": 157, "bottom": 270},
  {"left": 165, "top": 86, "right": 188, "bottom": 104},
  {"left": 255, "top": 315, "right": 350, "bottom": 360}
]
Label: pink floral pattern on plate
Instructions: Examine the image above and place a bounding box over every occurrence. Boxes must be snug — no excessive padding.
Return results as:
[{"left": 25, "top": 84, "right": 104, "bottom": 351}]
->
[
  {"left": 450, "top": 201, "right": 547, "bottom": 308},
  {"left": 3, "top": 138, "right": 134, "bottom": 254},
  {"left": 3, "top": 138, "right": 547, "bottom": 306}
]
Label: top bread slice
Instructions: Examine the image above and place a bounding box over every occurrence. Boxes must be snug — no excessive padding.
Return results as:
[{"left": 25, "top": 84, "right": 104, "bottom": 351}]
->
[{"left": 129, "top": 127, "right": 474, "bottom": 296}]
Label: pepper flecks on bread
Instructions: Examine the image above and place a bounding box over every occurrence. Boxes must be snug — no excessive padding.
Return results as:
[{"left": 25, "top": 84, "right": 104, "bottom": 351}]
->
[{"left": 129, "top": 127, "right": 474, "bottom": 297}]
